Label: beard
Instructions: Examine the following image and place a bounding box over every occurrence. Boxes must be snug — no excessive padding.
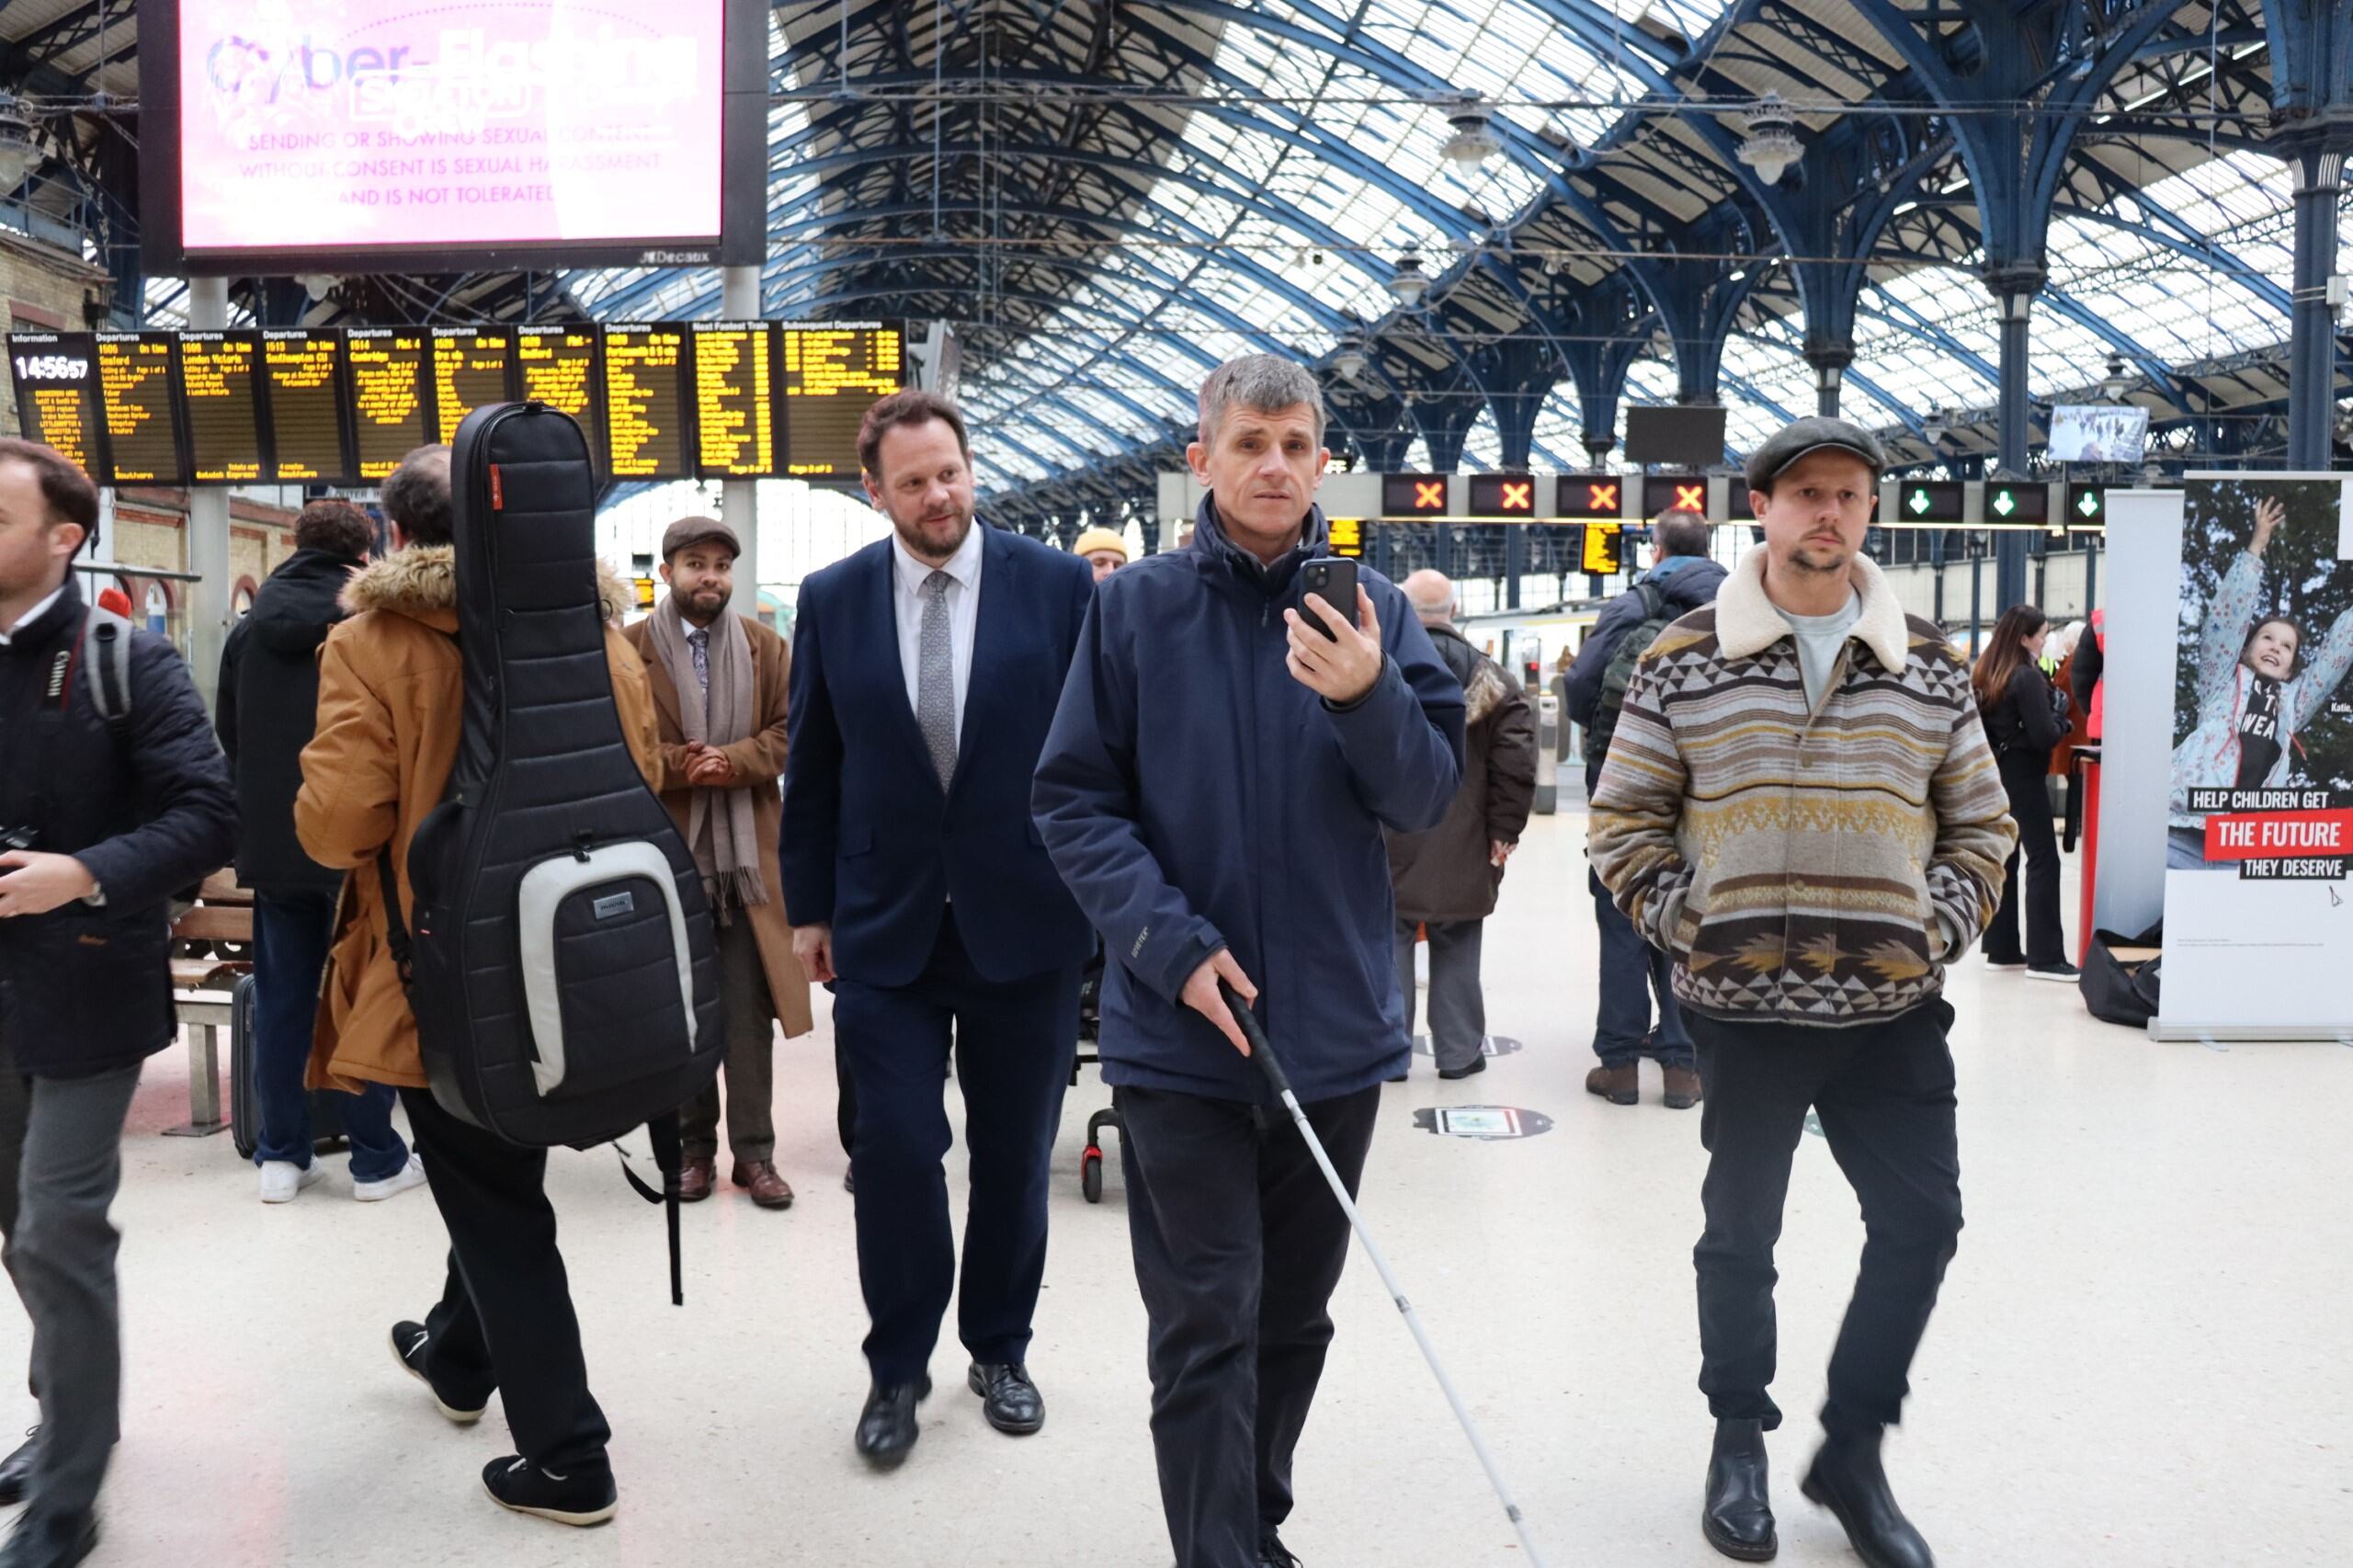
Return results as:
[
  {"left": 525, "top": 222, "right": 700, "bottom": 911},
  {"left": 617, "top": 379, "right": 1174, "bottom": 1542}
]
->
[{"left": 893, "top": 502, "right": 973, "bottom": 562}]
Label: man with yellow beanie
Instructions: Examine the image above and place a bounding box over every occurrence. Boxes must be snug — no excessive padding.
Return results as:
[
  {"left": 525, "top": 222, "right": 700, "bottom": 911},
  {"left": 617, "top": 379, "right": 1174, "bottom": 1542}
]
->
[{"left": 1074, "top": 527, "right": 1129, "bottom": 583}]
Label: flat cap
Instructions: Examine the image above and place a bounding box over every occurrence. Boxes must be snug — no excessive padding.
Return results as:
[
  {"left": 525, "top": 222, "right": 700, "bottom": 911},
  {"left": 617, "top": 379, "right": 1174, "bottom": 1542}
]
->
[
  {"left": 661, "top": 516, "right": 740, "bottom": 560},
  {"left": 1743, "top": 417, "right": 1887, "bottom": 491}
]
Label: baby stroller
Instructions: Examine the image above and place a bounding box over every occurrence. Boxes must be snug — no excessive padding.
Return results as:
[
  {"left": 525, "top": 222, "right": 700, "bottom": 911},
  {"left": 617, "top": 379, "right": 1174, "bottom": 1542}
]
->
[{"left": 1073, "top": 944, "right": 1120, "bottom": 1202}]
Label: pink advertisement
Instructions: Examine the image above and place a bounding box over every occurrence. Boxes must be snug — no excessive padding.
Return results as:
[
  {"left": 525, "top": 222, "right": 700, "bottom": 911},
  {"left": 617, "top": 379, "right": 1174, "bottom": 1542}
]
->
[{"left": 177, "top": 1, "right": 728, "bottom": 253}]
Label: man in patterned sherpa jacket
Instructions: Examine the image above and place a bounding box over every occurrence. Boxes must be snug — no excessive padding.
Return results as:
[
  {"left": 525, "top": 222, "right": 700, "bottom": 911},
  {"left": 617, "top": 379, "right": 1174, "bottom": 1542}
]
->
[{"left": 1589, "top": 416, "right": 2017, "bottom": 1568}]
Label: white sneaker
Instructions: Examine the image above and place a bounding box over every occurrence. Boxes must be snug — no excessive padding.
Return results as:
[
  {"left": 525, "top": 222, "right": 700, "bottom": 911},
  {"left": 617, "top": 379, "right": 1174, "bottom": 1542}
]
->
[
  {"left": 353, "top": 1153, "right": 427, "bottom": 1203},
  {"left": 258, "top": 1161, "right": 325, "bottom": 1204}
]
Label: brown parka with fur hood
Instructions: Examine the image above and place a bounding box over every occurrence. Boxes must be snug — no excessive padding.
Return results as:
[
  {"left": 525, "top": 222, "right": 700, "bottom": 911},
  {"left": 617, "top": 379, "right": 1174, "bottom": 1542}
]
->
[{"left": 293, "top": 545, "right": 661, "bottom": 1091}]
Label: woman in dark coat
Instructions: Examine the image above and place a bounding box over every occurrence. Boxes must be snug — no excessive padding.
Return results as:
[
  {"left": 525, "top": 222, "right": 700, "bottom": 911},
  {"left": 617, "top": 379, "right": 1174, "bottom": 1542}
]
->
[{"left": 1972, "top": 604, "right": 2075, "bottom": 980}]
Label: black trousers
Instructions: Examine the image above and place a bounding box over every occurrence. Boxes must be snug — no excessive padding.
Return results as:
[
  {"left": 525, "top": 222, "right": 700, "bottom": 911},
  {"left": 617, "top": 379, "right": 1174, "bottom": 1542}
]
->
[
  {"left": 1116, "top": 1083, "right": 1381, "bottom": 1568},
  {"left": 399, "top": 1088, "right": 611, "bottom": 1473},
  {"left": 1984, "top": 747, "right": 2067, "bottom": 967},
  {"left": 1688, "top": 1002, "right": 1962, "bottom": 1438},
  {"left": 833, "top": 910, "right": 1078, "bottom": 1385}
]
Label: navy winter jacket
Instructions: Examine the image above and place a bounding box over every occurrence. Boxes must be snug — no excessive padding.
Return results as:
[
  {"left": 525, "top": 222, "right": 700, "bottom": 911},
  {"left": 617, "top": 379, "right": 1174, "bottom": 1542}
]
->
[
  {"left": 0, "top": 580, "right": 237, "bottom": 1077},
  {"left": 1032, "top": 499, "right": 1465, "bottom": 1105},
  {"left": 1562, "top": 553, "right": 1728, "bottom": 729},
  {"left": 216, "top": 547, "right": 356, "bottom": 893}
]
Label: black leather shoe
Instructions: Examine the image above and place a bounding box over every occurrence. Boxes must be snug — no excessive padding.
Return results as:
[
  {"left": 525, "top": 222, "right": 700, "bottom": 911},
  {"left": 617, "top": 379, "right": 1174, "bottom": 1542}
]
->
[
  {"left": 855, "top": 1378, "right": 931, "bottom": 1468},
  {"left": 0, "top": 1510, "right": 97, "bottom": 1568},
  {"left": 1702, "top": 1418, "right": 1778, "bottom": 1561},
  {"left": 1801, "top": 1431, "right": 1934, "bottom": 1568},
  {"left": 967, "top": 1361, "right": 1045, "bottom": 1436},
  {"left": 0, "top": 1430, "right": 35, "bottom": 1506}
]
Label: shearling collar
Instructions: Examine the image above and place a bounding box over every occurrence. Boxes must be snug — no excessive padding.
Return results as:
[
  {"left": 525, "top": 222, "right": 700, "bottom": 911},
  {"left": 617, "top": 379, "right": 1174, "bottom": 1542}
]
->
[
  {"left": 1714, "top": 549, "right": 1910, "bottom": 676},
  {"left": 340, "top": 545, "right": 632, "bottom": 625}
]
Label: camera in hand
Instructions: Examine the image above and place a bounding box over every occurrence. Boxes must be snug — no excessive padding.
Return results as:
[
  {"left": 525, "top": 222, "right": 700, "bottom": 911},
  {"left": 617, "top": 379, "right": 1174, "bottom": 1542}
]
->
[{"left": 1298, "top": 558, "right": 1359, "bottom": 642}]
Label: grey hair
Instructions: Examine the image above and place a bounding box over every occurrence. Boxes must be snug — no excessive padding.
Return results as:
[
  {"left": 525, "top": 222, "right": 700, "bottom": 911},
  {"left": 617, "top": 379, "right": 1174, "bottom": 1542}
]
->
[{"left": 1197, "top": 355, "right": 1326, "bottom": 448}]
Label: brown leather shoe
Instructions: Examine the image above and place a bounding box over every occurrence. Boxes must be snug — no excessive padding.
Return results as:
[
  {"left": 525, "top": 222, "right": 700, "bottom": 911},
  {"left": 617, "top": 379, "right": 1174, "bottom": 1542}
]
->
[
  {"left": 1585, "top": 1063, "right": 1639, "bottom": 1105},
  {"left": 677, "top": 1156, "right": 715, "bottom": 1202},
  {"left": 733, "top": 1159, "right": 795, "bottom": 1210},
  {"left": 1663, "top": 1066, "right": 1703, "bottom": 1110}
]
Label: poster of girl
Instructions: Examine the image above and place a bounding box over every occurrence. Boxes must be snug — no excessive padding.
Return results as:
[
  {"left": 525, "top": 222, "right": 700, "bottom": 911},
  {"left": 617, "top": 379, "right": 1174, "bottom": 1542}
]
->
[{"left": 2169, "top": 483, "right": 2353, "bottom": 867}]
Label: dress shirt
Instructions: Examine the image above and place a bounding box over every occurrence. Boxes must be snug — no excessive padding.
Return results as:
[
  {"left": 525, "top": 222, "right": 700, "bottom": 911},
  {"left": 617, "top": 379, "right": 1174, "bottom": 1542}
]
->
[{"left": 890, "top": 521, "right": 983, "bottom": 749}]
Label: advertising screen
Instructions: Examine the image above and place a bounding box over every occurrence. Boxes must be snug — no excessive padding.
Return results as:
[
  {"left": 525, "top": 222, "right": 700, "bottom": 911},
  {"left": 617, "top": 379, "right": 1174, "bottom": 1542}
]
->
[
  {"left": 171, "top": 1, "right": 728, "bottom": 261},
  {"left": 8, "top": 334, "right": 104, "bottom": 476},
  {"left": 96, "top": 334, "right": 186, "bottom": 484},
  {"left": 2050, "top": 404, "right": 2150, "bottom": 463},
  {"left": 178, "top": 332, "right": 267, "bottom": 483}
]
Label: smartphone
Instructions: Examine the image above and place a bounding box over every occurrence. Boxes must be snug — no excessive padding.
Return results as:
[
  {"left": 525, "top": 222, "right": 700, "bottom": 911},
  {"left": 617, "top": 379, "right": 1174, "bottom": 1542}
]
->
[{"left": 1298, "top": 557, "right": 1360, "bottom": 641}]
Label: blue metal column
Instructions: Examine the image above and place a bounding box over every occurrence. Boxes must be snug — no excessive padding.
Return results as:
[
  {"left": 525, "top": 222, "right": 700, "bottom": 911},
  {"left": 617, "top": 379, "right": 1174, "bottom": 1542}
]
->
[
  {"left": 1808, "top": 347, "right": 1849, "bottom": 419},
  {"left": 2287, "top": 143, "right": 2347, "bottom": 470},
  {"left": 1991, "top": 277, "right": 2039, "bottom": 612}
]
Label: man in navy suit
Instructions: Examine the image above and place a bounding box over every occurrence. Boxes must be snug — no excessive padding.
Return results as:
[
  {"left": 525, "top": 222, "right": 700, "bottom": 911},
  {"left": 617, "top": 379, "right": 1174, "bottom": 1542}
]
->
[{"left": 782, "top": 389, "right": 1096, "bottom": 1470}]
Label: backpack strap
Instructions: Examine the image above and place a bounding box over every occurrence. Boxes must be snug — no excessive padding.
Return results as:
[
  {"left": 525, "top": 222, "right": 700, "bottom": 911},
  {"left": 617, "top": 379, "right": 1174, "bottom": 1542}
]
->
[
  {"left": 615, "top": 1112, "right": 686, "bottom": 1306},
  {"left": 80, "top": 607, "right": 134, "bottom": 732},
  {"left": 376, "top": 844, "right": 416, "bottom": 989}
]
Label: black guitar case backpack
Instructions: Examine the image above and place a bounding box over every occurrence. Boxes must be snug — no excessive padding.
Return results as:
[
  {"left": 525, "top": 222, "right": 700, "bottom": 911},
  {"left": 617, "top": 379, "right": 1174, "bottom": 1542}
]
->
[{"left": 381, "top": 401, "right": 722, "bottom": 1297}]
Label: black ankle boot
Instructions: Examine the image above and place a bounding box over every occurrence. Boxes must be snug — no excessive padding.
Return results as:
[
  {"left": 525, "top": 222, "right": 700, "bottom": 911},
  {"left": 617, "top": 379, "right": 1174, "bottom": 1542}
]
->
[
  {"left": 1702, "top": 1417, "right": 1777, "bottom": 1561},
  {"left": 1800, "top": 1429, "right": 1934, "bottom": 1568}
]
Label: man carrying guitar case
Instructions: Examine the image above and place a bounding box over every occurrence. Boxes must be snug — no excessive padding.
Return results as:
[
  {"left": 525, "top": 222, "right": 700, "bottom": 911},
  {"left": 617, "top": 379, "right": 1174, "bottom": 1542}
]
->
[{"left": 297, "top": 414, "right": 721, "bottom": 1528}]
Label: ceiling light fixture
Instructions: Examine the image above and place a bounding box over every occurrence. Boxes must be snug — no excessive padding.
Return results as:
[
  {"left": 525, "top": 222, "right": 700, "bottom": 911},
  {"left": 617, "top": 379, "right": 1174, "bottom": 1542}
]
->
[
  {"left": 1386, "top": 253, "right": 1430, "bottom": 308},
  {"left": 0, "top": 94, "right": 41, "bottom": 193},
  {"left": 1333, "top": 342, "right": 1370, "bottom": 383},
  {"left": 1442, "top": 101, "right": 1503, "bottom": 177},
  {"left": 2100, "top": 356, "right": 2132, "bottom": 400},
  {"left": 1735, "top": 92, "right": 1802, "bottom": 187},
  {"left": 295, "top": 274, "right": 342, "bottom": 303}
]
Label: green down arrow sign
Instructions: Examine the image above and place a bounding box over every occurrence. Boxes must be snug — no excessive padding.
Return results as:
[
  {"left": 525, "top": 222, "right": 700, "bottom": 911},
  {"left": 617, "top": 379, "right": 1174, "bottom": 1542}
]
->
[
  {"left": 1908, "top": 488, "right": 1931, "bottom": 517},
  {"left": 1992, "top": 488, "right": 2017, "bottom": 517}
]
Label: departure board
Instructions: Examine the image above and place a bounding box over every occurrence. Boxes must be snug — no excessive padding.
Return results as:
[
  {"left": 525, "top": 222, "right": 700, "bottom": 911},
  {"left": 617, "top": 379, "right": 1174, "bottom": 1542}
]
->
[
  {"left": 779, "top": 322, "right": 904, "bottom": 479},
  {"left": 432, "top": 327, "right": 516, "bottom": 446},
  {"left": 603, "top": 324, "right": 690, "bottom": 481},
  {"left": 517, "top": 325, "right": 603, "bottom": 460},
  {"left": 691, "top": 321, "right": 777, "bottom": 478},
  {"left": 176, "top": 332, "right": 266, "bottom": 483},
  {"left": 262, "top": 330, "right": 350, "bottom": 483},
  {"left": 7, "top": 333, "right": 105, "bottom": 475},
  {"left": 96, "top": 333, "right": 184, "bottom": 483},
  {"left": 347, "top": 328, "right": 430, "bottom": 482}
]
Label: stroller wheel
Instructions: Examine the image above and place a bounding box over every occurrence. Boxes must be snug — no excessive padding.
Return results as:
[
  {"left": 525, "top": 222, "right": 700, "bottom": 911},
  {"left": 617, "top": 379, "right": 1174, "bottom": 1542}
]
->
[{"left": 1081, "top": 1146, "right": 1104, "bottom": 1203}]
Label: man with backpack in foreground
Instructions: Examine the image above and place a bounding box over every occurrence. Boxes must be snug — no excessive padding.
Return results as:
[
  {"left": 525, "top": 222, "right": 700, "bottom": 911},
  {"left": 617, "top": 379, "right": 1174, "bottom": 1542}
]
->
[
  {"left": 0, "top": 438, "right": 235, "bottom": 1568},
  {"left": 1563, "top": 506, "right": 1723, "bottom": 1110},
  {"left": 296, "top": 445, "right": 662, "bottom": 1527}
]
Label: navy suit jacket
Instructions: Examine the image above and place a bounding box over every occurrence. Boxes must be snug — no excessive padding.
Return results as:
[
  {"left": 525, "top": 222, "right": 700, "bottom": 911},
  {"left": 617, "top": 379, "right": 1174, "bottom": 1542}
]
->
[{"left": 782, "top": 523, "right": 1097, "bottom": 988}]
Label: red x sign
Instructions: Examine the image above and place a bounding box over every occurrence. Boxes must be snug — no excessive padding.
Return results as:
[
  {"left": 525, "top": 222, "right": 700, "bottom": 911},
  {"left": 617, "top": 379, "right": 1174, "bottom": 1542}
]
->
[
  {"left": 1676, "top": 483, "right": 1705, "bottom": 511},
  {"left": 1414, "top": 480, "right": 1446, "bottom": 510},
  {"left": 1588, "top": 483, "right": 1618, "bottom": 511},
  {"left": 1500, "top": 481, "right": 1531, "bottom": 512}
]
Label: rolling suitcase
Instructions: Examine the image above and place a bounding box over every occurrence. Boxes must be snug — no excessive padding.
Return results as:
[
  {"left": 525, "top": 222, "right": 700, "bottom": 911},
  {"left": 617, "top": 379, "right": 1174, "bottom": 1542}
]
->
[{"left": 228, "top": 972, "right": 347, "bottom": 1161}]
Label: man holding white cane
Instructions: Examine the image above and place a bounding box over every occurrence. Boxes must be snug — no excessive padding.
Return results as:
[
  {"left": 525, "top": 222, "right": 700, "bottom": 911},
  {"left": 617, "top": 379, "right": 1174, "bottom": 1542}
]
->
[{"left": 1033, "top": 355, "right": 1462, "bottom": 1568}]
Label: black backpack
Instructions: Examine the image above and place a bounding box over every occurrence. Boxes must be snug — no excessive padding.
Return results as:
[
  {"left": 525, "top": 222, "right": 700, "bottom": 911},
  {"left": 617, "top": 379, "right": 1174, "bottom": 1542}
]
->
[
  {"left": 1584, "top": 580, "right": 1673, "bottom": 765},
  {"left": 379, "top": 402, "right": 722, "bottom": 1296}
]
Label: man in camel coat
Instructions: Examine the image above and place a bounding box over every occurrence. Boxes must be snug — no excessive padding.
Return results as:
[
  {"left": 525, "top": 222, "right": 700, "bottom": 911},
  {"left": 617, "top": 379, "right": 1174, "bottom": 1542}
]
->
[{"left": 622, "top": 516, "right": 813, "bottom": 1209}]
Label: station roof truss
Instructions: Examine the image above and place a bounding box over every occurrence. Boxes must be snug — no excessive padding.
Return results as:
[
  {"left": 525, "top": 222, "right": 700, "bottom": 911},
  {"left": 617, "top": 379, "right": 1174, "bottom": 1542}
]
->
[{"left": 0, "top": 3, "right": 2344, "bottom": 522}]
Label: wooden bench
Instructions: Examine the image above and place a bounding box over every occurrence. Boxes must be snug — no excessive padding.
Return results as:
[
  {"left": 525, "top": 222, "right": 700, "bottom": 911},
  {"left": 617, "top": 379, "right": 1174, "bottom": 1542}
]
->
[{"left": 165, "top": 871, "right": 254, "bottom": 1138}]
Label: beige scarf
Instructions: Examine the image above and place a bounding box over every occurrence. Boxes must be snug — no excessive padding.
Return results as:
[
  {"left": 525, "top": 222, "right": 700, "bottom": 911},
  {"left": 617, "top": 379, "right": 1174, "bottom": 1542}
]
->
[{"left": 646, "top": 597, "right": 766, "bottom": 909}]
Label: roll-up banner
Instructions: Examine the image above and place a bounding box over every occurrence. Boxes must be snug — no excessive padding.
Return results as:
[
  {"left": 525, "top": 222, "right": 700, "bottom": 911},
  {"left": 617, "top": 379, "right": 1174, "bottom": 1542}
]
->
[{"left": 2156, "top": 472, "right": 2353, "bottom": 1040}]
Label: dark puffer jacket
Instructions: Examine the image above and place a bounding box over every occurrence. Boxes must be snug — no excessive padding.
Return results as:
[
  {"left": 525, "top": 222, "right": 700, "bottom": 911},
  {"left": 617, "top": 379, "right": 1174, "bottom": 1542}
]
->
[
  {"left": 216, "top": 547, "right": 359, "bottom": 893},
  {"left": 0, "top": 579, "right": 237, "bottom": 1076},
  {"left": 1563, "top": 553, "right": 1729, "bottom": 740},
  {"left": 1386, "top": 623, "right": 1537, "bottom": 924}
]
